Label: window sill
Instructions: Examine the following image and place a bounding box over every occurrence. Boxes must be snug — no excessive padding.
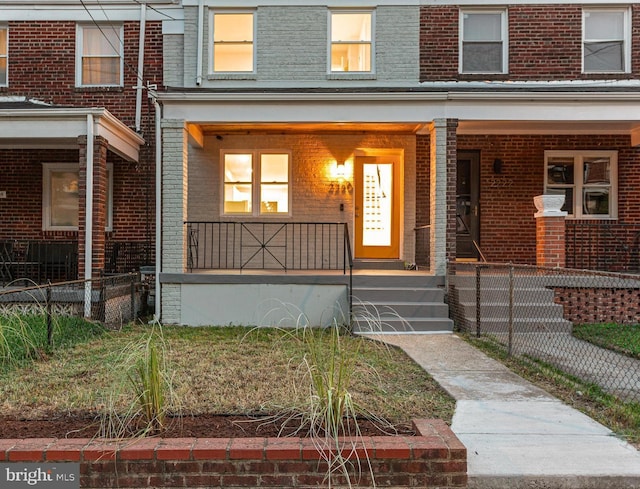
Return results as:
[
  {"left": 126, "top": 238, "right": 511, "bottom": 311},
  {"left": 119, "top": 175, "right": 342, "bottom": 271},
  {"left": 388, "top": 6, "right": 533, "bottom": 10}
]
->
[
  {"left": 327, "top": 73, "right": 377, "bottom": 80},
  {"left": 75, "top": 86, "right": 124, "bottom": 92},
  {"left": 208, "top": 73, "right": 257, "bottom": 81}
]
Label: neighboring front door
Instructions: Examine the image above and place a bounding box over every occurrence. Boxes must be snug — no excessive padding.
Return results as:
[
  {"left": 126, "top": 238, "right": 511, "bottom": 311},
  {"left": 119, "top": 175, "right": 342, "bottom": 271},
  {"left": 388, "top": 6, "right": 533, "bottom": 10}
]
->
[
  {"left": 354, "top": 155, "right": 401, "bottom": 259},
  {"left": 456, "top": 151, "right": 480, "bottom": 259}
]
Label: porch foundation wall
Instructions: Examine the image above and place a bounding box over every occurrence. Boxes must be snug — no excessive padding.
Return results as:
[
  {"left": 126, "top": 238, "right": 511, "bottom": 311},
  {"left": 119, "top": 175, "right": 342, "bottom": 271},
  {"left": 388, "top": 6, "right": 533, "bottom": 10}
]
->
[
  {"left": 0, "top": 419, "right": 467, "bottom": 489},
  {"left": 554, "top": 287, "right": 640, "bottom": 325}
]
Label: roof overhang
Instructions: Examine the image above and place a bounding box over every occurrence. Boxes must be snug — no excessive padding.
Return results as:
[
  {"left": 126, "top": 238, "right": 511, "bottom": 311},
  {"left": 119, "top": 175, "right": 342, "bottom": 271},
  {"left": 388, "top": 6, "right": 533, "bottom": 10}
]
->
[
  {"left": 159, "top": 88, "right": 640, "bottom": 146},
  {"left": 0, "top": 106, "right": 145, "bottom": 161}
]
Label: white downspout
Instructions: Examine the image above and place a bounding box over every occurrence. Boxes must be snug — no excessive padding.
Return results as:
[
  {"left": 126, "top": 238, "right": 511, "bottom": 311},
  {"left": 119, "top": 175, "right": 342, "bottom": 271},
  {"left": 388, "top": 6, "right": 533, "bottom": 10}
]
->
[
  {"left": 196, "top": 0, "right": 204, "bottom": 85},
  {"left": 84, "top": 114, "right": 94, "bottom": 318},
  {"left": 135, "top": 2, "right": 147, "bottom": 133},
  {"left": 153, "top": 98, "right": 162, "bottom": 322}
]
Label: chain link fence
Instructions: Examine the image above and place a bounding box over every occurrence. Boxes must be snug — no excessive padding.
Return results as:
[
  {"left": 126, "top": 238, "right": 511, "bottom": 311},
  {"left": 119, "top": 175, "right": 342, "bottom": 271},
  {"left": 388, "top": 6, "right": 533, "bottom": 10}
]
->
[
  {"left": 447, "top": 262, "right": 640, "bottom": 402},
  {"left": 0, "top": 273, "right": 146, "bottom": 339}
]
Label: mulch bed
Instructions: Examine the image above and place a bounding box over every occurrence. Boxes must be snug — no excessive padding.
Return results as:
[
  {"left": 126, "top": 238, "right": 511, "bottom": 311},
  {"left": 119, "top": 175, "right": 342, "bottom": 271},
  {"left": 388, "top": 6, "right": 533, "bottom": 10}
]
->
[{"left": 0, "top": 413, "right": 415, "bottom": 439}]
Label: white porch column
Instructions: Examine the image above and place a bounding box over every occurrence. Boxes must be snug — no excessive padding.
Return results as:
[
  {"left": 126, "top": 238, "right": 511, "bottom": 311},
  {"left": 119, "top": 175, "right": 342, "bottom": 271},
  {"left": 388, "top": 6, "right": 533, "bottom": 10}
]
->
[
  {"left": 161, "top": 119, "right": 189, "bottom": 324},
  {"left": 429, "top": 119, "right": 457, "bottom": 275}
]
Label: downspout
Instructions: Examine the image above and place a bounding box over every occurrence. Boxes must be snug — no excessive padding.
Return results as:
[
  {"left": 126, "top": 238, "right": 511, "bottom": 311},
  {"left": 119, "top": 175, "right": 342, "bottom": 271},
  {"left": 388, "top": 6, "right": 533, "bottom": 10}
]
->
[
  {"left": 84, "top": 114, "right": 94, "bottom": 318},
  {"left": 153, "top": 98, "right": 162, "bottom": 322},
  {"left": 135, "top": 2, "right": 147, "bottom": 133},
  {"left": 196, "top": 0, "right": 204, "bottom": 85}
]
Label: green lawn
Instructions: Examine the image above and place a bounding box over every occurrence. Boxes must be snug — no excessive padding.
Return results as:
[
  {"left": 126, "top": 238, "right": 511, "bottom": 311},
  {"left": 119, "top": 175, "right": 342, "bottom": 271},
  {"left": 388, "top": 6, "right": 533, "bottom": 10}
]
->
[{"left": 573, "top": 323, "right": 640, "bottom": 359}]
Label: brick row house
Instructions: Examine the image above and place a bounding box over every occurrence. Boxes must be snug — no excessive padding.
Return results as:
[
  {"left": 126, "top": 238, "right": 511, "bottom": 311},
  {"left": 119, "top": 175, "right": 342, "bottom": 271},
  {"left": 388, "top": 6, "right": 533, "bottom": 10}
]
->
[{"left": 0, "top": 1, "right": 172, "bottom": 291}]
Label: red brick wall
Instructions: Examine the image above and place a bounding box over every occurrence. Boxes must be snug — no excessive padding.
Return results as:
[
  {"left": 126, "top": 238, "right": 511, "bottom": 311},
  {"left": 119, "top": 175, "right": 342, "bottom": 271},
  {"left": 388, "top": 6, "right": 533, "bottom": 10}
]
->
[
  {"left": 554, "top": 287, "right": 640, "bottom": 325},
  {"left": 0, "top": 419, "right": 467, "bottom": 489},
  {"left": 457, "top": 135, "right": 639, "bottom": 265},
  {"left": 421, "top": 5, "right": 640, "bottom": 81}
]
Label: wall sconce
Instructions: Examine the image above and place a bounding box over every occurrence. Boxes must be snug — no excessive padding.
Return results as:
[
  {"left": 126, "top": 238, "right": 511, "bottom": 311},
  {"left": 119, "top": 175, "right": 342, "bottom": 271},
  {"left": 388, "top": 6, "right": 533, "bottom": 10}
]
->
[
  {"left": 493, "top": 158, "right": 504, "bottom": 174},
  {"left": 336, "top": 161, "right": 346, "bottom": 178}
]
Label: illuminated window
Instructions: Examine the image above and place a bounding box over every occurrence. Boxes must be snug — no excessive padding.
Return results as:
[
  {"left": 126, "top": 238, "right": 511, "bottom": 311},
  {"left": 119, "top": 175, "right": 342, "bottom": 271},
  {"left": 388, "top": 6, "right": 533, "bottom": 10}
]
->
[
  {"left": 330, "top": 11, "right": 373, "bottom": 72},
  {"left": 43, "top": 163, "right": 113, "bottom": 230},
  {"left": 76, "top": 24, "right": 123, "bottom": 86},
  {"left": 544, "top": 151, "right": 617, "bottom": 219},
  {"left": 212, "top": 12, "right": 255, "bottom": 73},
  {"left": 223, "top": 152, "right": 289, "bottom": 215},
  {"left": 0, "top": 26, "right": 7, "bottom": 86},
  {"left": 583, "top": 8, "right": 630, "bottom": 73},
  {"left": 460, "top": 10, "right": 507, "bottom": 74}
]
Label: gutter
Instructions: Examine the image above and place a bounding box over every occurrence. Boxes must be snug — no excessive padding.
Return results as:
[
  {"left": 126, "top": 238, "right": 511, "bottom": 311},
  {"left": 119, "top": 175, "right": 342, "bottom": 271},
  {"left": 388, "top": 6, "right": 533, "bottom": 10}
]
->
[
  {"left": 135, "top": 2, "right": 147, "bottom": 133},
  {"left": 196, "top": 0, "right": 204, "bottom": 85},
  {"left": 153, "top": 97, "right": 162, "bottom": 322},
  {"left": 84, "top": 114, "right": 94, "bottom": 319}
]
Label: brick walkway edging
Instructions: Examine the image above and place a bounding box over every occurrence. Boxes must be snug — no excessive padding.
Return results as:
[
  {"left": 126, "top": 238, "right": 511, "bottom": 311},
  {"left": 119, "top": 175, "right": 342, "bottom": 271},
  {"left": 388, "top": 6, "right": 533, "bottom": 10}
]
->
[{"left": 0, "top": 419, "right": 467, "bottom": 488}]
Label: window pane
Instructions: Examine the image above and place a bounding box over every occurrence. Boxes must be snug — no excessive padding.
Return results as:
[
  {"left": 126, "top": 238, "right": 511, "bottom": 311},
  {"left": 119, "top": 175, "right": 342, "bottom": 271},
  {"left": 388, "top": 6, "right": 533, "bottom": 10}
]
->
[
  {"left": 585, "top": 11, "right": 624, "bottom": 39},
  {"left": 82, "top": 57, "right": 120, "bottom": 85},
  {"left": 331, "top": 43, "right": 371, "bottom": 72},
  {"left": 0, "top": 59, "right": 6, "bottom": 85},
  {"left": 224, "top": 184, "right": 252, "bottom": 213},
  {"left": 214, "top": 44, "right": 253, "bottom": 72},
  {"left": 83, "top": 26, "right": 120, "bottom": 56},
  {"left": 50, "top": 171, "right": 79, "bottom": 227},
  {"left": 547, "top": 187, "right": 573, "bottom": 214},
  {"left": 261, "top": 154, "right": 288, "bottom": 182},
  {"left": 583, "top": 157, "right": 610, "bottom": 185},
  {"left": 0, "top": 29, "right": 6, "bottom": 53},
  {"left": 224, "top": 154, "right": 252, "bottom": 182},
  {"left": 463, "top": 13, "right": 502, "bottom": 41},
  {"left": 584, "top": 41, "right": 623, "bottom": 72},
  {"left": 583, "top": 188, "right": 610, "bottom": 215},
  {"left": 261, "top": 184, "right": 288, "bottom": 213},
  {"left": 214, "top": 13, "right": 253, "bottom": 42},
  {"left": 332, "top": 13, "right": 371, "bottom": 42},
  {"left": 462, "top": 43, "right": 502, "bottom": 72},
  {"left": 547, "top": 158, "right": 574, "bottom": 185}
]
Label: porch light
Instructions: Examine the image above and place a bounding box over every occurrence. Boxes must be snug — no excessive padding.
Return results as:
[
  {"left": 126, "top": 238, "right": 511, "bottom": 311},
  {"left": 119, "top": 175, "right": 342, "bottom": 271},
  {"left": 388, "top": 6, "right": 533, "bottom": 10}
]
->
[{"left": 336, "top": 160, "right": 346, "bottom": 178}]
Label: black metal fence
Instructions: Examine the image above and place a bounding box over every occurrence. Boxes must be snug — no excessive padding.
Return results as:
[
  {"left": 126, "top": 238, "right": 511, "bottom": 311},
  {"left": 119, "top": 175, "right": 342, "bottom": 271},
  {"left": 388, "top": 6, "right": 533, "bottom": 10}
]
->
[
  {"left": 0, "top": 273, "right": 145, "bottom": 331},
  {"left": 0, "top": 240, "right": 78, "bottom": 285},
  {"left": 105, "top": 240, "right": 154, "bottom": 274},
  {"left": 448, "top": 261, "right": 640, "bottom": 402},
  {"left": 185, "top": 221, "right": 351, "bottom": 273}
]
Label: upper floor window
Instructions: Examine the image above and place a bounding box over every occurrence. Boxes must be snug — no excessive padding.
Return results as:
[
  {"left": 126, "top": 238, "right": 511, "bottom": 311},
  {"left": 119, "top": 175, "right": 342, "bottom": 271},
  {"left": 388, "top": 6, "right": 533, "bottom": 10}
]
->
[
  {"left": 0, "top": 26, "right": 7, "bottom": 86},
  {"left": 330, "top": 11, "right": 373, "bottom": 73},
  {"left": 583, "top": 8, "right": 630, "bottom": 73},
  {"left": 211, "top": 11, "right": 255, "bottom": 73},
  {"left": 460, "top": 10, "right": 507, "bottom": 74},
  {"left": 545, "top": 151, "right": 617, "bottom": 219},
  {"left": 223, "top": 151, "right": 290, "bottom": 216},
  {"left": 76, "top": 24, "right": 123, "bottom": 87}
]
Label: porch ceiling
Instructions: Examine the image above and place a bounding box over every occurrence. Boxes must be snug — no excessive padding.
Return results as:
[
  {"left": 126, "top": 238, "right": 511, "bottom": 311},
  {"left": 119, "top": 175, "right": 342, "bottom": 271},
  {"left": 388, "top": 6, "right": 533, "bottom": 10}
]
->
[{"left": 196, "top": 122, "right": 425, "bottom": 135}]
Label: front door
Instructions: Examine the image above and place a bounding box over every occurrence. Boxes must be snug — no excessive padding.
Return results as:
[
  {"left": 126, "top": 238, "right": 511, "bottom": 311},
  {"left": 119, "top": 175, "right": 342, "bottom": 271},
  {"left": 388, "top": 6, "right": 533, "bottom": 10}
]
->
[
  {"left": 354, "top": 155, "right": 401, "bottom": 259},
  {"left": 456, "top": 151, "right": 480, "bottom": 259}
]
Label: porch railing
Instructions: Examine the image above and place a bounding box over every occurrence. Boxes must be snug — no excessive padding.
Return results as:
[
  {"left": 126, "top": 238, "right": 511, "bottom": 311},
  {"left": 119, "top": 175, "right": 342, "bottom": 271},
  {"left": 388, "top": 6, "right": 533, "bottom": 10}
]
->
[
  {"left": 566, "top": 221, "right": 640, "bottom": 273},
  {"left": 104, "top": 240, "right": 154, "bottom": 274},
  {"left": 0, "top": 240, "right": 78, "bottom": 285},
  {"left": 185, "top": 221, "right": 352, "bottom": 274}
]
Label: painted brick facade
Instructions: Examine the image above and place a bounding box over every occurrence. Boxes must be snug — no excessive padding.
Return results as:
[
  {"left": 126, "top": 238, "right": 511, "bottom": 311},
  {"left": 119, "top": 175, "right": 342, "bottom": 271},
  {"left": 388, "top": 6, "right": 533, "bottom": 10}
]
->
[{"left": 420, "top": 4, "right": 640, "bottom": 81}]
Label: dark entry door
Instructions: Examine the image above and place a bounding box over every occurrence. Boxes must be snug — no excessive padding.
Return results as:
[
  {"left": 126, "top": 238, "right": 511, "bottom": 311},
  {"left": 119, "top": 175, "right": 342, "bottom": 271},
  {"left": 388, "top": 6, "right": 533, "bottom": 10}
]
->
[{"left": 456, "top": 151, "right": 480, "bottom": 259}]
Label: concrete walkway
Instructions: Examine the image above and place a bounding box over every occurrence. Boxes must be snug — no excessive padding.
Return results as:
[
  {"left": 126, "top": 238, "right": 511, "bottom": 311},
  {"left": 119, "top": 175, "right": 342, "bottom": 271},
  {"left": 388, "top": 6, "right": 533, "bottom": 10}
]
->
[{"left": 367, "top": 333, "right": 640, "bottom": 489}]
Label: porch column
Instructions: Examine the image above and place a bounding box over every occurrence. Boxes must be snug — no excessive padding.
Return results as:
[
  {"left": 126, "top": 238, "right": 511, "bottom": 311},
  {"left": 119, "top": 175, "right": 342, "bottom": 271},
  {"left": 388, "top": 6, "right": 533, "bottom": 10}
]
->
[
  {"left": 534, "top": 195, "right": 567, "bottom": 268},
  {"left": 160, "top": 119, "right": 189, "bottom": 324},
  {"left": 78, "top": 135, "right": 108, "bottom": 280},
  {"left": 429, "top": 119, "right": 458, "bottom": 275}
]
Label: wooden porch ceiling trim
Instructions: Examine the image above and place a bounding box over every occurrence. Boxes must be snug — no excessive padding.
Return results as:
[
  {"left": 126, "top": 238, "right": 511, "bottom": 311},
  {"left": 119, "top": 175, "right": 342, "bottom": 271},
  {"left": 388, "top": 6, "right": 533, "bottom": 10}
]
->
[{"left": 195, "top": 122, "right": 425, "bottom": 135}]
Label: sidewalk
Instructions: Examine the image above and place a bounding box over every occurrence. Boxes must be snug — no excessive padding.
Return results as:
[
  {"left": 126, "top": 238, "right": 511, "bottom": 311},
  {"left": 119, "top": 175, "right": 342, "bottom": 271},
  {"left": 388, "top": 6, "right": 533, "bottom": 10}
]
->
[{"left": 368, "top": 333, "right": 640, "bottom": 489}]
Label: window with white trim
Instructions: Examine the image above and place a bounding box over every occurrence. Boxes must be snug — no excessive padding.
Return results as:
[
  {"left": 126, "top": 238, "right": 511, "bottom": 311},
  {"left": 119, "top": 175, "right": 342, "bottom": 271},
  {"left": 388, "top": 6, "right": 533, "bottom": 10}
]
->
[
  {"left": 43, "top": 163, "right": 113, "bottom": 230},
  {"left": 0, "top": 26, "right": 7, "bottom": 86},
  {"left": 329, "top": 11, "right": 373, "bottom": 73},
  {"left": 583, "top": 8, "right": 630, "bottom": 73},
  {"left": 460, "top": 10, "right": 507, "bottom": 74},
  {"left": 76, "top": 24, "right": 123, "bottom": 87},
  {"left": 222, "top": 152, "right": 290, "bottom": 215},
  {"left": 211, "top": 11, "right": 255, "bottom": 73},
  {"left": 544, "top": 151, "right": 617, "bottom": 219}
]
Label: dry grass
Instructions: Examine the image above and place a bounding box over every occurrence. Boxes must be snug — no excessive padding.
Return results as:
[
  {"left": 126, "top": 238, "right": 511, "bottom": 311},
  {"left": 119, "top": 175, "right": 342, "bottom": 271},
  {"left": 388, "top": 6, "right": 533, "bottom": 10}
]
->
[{"left": 0, "top": 324, "right": 455, "bottom": 424}]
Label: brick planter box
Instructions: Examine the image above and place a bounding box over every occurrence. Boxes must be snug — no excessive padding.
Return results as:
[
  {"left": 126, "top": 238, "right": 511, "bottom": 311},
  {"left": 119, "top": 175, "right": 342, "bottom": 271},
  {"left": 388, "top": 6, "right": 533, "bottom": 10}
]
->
[{"left": 0, "top": 419, "right": 466, "bottom": 488}]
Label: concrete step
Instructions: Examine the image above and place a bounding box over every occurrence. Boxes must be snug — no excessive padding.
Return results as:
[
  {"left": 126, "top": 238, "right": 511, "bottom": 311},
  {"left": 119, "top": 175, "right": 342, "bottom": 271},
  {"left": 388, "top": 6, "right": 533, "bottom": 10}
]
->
[
  {"left": 353, "top": 286, "right": 445, "bottom": 303},
  {"left": 354, "top": 301, "right": 449, "bottom": 319},
  {"left": 352, "top": 274, "right": 444, "bottom": 288},
  {"left": 454, "top": 287, "right": 555, "bottom": 303},
  {"left": 353, "top": 259, "right": 405, "bottom": 270},
  {"left": 461, "top": 318, "right": 573, "bottom": 334},
  {"left": 459, "top": 302, "right": 565, "bottom": 319},
  {"left": 352, "top": 316, "right": 454, "bottom": 333}
]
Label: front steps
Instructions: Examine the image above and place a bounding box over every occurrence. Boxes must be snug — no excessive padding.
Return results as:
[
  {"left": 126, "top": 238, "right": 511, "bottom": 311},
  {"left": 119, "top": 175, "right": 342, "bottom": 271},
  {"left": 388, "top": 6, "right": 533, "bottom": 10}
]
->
[{"left": 351, "top": 274, "right": 454, "bottom": 333}]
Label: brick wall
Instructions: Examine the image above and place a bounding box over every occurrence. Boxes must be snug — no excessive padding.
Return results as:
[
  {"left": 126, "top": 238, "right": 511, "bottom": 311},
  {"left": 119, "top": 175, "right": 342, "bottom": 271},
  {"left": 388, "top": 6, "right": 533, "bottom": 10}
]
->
[
  {"left": 420, "top": 5, "right": 640, "bottom": 81},
  {"left": 0, "top": 419, "right": 467, "bottom": 489},
  {"left": 554, "top": 287, "right": 640, "bottom": 325}
]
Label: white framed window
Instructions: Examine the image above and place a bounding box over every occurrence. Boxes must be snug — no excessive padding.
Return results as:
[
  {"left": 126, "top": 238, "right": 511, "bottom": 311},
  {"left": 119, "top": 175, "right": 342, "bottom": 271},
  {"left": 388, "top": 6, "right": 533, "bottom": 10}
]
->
[
  {"left": 544, "top": 151, "right": 617, "bottom": 219},
  {"left": 0, "top": 26, "right": 7, "bottom": 86},
  {"left": 583, "top": 8, "right": 630, "bottom": 73},
  {"left": 76, "top": 24, "right": 123, "bottom": 87},
  {"left": 43, "top": 163, "right": 113, "bottom": 231},
  {"left": 329, "top": 10, "right": 373, "bottom": 73},
  {"left": 460, "top": 10, "right": 508, "bottom": 74},
  {"left": 222, "top": 151, "right": 290, "bottom": 216},
  {"left": 211, "top": 11, "right": 255, "bottom": 73}
]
